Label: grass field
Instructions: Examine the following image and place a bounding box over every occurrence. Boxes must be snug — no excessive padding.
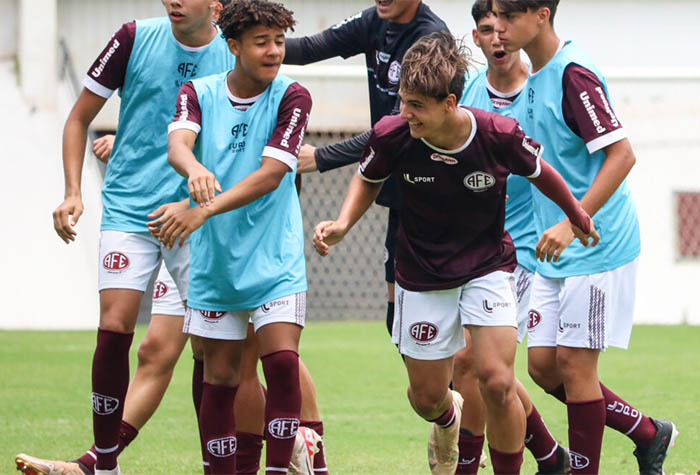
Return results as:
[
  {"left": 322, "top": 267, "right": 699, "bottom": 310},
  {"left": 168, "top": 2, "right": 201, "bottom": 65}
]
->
[{"left": 1, "top": 322, "right": 698, "bottom": 474}]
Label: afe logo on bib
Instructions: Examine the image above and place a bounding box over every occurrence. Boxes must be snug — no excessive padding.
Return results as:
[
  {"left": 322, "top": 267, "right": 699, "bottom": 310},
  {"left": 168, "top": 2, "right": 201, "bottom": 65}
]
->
[
  {"left": 153, "top": 280, "right": 168, "bottom": 299},
  {"left": 527, "top": 310, "right": 541, "bottom": 329},
  {"left": 268, "top": 418, "right": 299, "bottom": 439},
  {"left": 463, "top": 172, "right": 495, "bottom": 192},
  {"left": 388, "top": 61, "right": 401, "bottom": 84},
  {"left": 207, "top": 437, "right": 237, "bottom": 457},
  {"left": 409, "top": 322, "right": 438, "bottom": 342},
  {"left": 103, "top": 252, "right": 129, "bottom": 271}
]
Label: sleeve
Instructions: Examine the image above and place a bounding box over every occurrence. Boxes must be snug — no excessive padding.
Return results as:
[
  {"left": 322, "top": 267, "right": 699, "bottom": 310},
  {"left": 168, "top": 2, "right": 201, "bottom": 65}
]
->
[
  {"left": 283, "top": 9, "right": 369, "bottom": 64},
  {"left": 264, "top": 83, "right": 313, "bottom": 170},
  {"left": 315, "top": 130, "right": 371, "bottom": 172},
  {"left": 503, "top": 120, "right": 543, "bottom": 178},
  {"left": 562, "top": 64, "right": 626, "bottom": 154},
  {"left": 83, "top": 22, "right": 136, "bottom": 99},
  {"left": 168, "top": 82, "right": 202, "bottom": 135},
  {"left": 358, "top": 126, "right": 395, "bottom": 184}
]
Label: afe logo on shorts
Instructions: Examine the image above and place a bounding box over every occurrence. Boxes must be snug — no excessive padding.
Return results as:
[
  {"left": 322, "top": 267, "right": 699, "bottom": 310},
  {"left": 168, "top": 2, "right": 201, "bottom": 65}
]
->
[
  {"left": 153, "top": 281, "right": 168, "bottom": 299},
  {"left": 268, "top": 418, "right": 299, "bottom": 439},
  {"left": 207, "top": 436, "right": 237, "bottom": 457},
  {"left": 103, "top": 252, "right": 129, "bottom": 271},
  {"left": 200, "top": 310, "right": 226, "bottom": 320},
  {"left": 409, "top": 322, "right": 438, "bottom": 342},
  {"left": 463, "top": 172, "right": 495, "bottom": 192},
  {"left": 569, "top": 451, "right": 590, "bottom": 470},
  {"left": 527, "top": 310, "right": 541, "bottom": 329},
  {"left": 92, "top": 392, "right": 119, "bottom": 415}
]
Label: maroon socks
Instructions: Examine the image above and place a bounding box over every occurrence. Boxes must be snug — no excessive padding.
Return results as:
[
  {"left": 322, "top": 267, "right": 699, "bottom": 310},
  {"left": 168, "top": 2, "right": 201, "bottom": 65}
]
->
[
  {"left": 429, "top": 403, "right": 456, "bottom": 428},
  {"left": 599, "top": 383, "right": 657, "bottom": 447},
  {"left": 525, "top": 405, "right": 560, "bottom": 470},
  {"left": 456, "top": 431, "right": 484, "bottom": 475},
  {"left": 91, "top": 329, "right": 133, "bottom": 470},
  {"left": 236, "top": 432, "right": 264, "bottom": 475},
  {"left": 488, "top": 444, "right": 524, "bottom": 475},
  {"left": 76, "top": 420, "right": 138, "bottom": 473},
  {"left": 301, "top": 420, "right": 328, "bottom": 475},
  {"left": 199, "top": 382, "right": 238, "bottom": 474},
  {"left": 261, "top": 350, "right": 302, "bottom": 475},
  {"left": 567, "top": 398, "right": 605, "bottom": 474},
  {"left": 191, "top": 358, "right": 209, "bottom": 473}
]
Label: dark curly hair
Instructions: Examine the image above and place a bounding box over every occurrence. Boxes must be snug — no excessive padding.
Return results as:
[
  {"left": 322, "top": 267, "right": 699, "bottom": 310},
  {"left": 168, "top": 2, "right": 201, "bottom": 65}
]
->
[
  {"left": 487, "top": 0, "right": 560, "bottom": 25},
  {"left": 218, "top": 0, "right": 295, "bottom": 40}
]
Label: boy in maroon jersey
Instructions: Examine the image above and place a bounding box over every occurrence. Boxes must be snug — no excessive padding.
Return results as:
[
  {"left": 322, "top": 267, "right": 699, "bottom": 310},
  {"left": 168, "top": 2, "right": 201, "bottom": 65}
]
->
[{"left": 313, "top": 31, "right": 598, "bottom": 475}]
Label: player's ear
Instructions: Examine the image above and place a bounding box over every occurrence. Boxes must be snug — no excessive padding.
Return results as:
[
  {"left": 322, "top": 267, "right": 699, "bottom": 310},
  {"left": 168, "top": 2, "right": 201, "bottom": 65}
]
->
[
  {"left": 227, "top": 37, "right": 240, "bottom": 56},
  {"left": 472, "top": 28, "right": 480, "bottom": 47},
  {"left": 537, "top": 6, "right": 550, "bottom": 25}
]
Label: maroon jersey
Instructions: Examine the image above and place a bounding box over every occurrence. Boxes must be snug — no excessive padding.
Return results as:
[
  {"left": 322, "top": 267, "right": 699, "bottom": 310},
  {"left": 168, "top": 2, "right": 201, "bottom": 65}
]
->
[{"left": 359, "top": 107, "right": 542, "bottom": 291}]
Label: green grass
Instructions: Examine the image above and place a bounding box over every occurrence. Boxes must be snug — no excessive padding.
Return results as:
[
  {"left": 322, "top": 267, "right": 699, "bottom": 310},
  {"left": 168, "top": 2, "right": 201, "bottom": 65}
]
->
[{"left": 1, "top": 322, "right": 698, "bottom": 474}]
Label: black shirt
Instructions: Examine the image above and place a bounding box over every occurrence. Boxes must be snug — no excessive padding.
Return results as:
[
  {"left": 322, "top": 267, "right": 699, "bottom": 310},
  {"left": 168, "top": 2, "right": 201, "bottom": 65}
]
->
[{"left": 284, "top": 2, "right": 449, "bottom": 208}]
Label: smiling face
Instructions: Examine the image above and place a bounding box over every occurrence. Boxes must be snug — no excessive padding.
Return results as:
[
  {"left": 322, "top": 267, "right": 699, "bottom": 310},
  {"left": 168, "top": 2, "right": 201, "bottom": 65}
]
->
[
  {"left": 399, "top": 88, "right": 452, "bottom": 141},
  {"left": 374, "top": 0, "right": 421, "bottom": 23},
  {"left": 228, "top": 24, "right": 285, "bottom": 86},
  {"left": 473, "top": 12, "right": 521, "bottom": 73},
  {"left": 162, "top": 0, "right": 218, "bottom": 36}
]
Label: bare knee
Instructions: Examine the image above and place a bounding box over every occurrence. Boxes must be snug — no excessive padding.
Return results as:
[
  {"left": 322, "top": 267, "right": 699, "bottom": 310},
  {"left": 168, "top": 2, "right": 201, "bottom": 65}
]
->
[
  {"left": 478, "top": 369, "right": 515, "bottom": 408},
  {"left": 137, "top": 335, "right": 180, "bottom": 373},
  {"left": 408, "top": 385, "right": 449, "bottom": 420},
  {"left": 528, "top": 349, "right": 560, "bottom": 391}
]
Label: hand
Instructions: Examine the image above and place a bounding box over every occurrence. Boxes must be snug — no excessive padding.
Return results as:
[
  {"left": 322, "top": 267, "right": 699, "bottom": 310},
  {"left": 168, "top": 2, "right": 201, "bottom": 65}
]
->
[
  {"left": 52, "top": 195, "right": 84, "bottom": 244},
  {"left": 297, "top": 144, "right": 318, "bottom": 174},
  {"left": 572, "top": 217, "right": 600, "bottom": 248},
  {"left": 157, "top": 206, "right": 210, "bottom": 249},
  {"left": 92, "top": 134, "right": 115, "bottom": 163},
  {"left": 147, "top": 199, "right": 190, "bottom": 238},
  {"left": 536, "top": 218, "right": 600, "bottom": 262},
  {"left": 312, "top": 220, "right": 347, "bottom": 257},
  {"left": 188, "top": 163, "right": 222, "bottom": 207}
]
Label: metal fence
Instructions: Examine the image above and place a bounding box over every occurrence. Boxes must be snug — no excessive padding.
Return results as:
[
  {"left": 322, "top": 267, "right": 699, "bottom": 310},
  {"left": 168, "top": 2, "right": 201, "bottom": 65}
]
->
[{"left": 301, "top": 131, "right": 388, "bottom": 321}]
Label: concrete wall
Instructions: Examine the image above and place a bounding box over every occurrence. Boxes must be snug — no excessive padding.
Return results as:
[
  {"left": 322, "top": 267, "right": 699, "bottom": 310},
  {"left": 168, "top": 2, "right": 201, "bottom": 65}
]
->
[{"left": 2, "top": 1, "right": 699, "bottom": 328}]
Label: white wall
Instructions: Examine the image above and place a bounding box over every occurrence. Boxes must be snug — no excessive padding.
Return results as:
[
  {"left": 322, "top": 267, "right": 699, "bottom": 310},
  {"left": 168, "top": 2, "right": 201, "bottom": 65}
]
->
[{"left": 2, "top": 1, "right": 699, "bottom": 328}]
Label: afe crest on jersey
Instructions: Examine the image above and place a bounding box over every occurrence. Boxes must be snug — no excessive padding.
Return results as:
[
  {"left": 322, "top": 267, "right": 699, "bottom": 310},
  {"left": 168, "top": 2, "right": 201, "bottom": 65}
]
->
[{"left": 463, "top": 171, "right": 495, "bottom": 192}]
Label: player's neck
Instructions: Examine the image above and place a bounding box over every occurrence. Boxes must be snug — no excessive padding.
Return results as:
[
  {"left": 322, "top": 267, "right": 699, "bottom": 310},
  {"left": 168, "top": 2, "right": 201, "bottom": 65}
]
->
[
  {"left": 227, "top": 68, "right": 271, "bottom": 99},
  {"left": 171, "top": 20, "right": 217, "bottom": 48},
  {"left": 389, "top": 2, "right": 421, "bottom": 24},
  {"left": 425, "top": 108, "right": 472, "bottom": 151},
  {"left": 486, "top": 61, "right": 528, "bottom": 95},
  {"left": 524, "top": 28, "right": 560, "bottom": 74}
]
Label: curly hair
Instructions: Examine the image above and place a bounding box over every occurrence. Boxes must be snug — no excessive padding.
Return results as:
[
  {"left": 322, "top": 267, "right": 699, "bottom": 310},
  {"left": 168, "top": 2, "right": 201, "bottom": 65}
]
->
[
  {"left": 218, "top": 0, "right": 295, "bottom": 40},
  {"left": 399, "top": 31, "right": 471, "bottom": 103}
]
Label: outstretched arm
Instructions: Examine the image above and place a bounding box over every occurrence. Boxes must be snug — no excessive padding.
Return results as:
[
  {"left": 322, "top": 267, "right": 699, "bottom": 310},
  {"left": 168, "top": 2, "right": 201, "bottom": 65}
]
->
[{"left": 313, "top": 172, "right": 382, "bottom": 256}]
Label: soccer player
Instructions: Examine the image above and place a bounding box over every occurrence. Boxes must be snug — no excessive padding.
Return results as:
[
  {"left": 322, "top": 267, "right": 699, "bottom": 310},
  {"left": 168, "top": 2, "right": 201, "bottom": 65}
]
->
[
  {"left": 46, "top": 0, "right": 236, "bottom": 473},
  {"left": 490, "top": 0, "right": 678, "bottom": 473},
  {"left": 449, "top": 2, "right": 567, "bottom": 473},
  {"left": 285, "top": 0, "right": 448, "bottom": 339},
  {"left": 149, "top": 1, "right": 311, "bottom": 473},
  {"left": 313, "top": 31, "right": 598, "bottom": 475}
]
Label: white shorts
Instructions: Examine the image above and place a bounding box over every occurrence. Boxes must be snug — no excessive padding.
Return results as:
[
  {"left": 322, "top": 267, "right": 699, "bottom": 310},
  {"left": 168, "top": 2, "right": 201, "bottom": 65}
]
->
[
  {"left": 151, "top": 266, "right": 186, "bottom": 316},
  {"left": 526, "top": 258, "right": 638, "bottom": 350},
  {"left": 392, "top": 271, "right": 518, "bottom": 360},
  {"left": 514, "top": 264, "right": 535, "bottom": 343},
  {"left": 98, "top": 230, "right": 189, "bottom": 301},
  {"left": 183, "top": 292, "right": 306, "bottom": 340}
]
